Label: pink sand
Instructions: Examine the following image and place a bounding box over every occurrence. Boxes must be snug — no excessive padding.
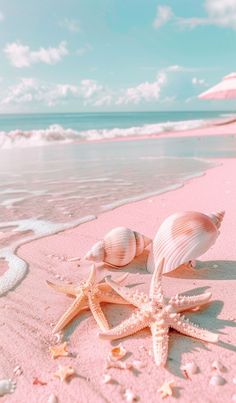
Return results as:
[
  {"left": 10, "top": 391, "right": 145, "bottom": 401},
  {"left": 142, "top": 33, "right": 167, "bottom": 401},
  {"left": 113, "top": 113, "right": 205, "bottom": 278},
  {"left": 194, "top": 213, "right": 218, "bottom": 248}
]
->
[{"left": 0, "top": 150, "right": 236, "bottom": 401}]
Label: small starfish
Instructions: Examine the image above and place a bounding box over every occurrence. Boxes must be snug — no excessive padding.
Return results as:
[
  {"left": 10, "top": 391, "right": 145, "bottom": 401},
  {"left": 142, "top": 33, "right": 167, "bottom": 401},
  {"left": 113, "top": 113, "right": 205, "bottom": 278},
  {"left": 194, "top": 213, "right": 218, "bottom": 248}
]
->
[
  {"left": 158, "top": 380, "right": 175, "bottom": 399},
  {"left": 54, "top": 365, "right": 76, "bottom": 382},
  {"left": 99, "top": 258, "right": 219, "bottom": 367},
  {"left": 47, "top": 264, "right": 129, "bottom": 333},
  {"left": 49, "top": 341, "right": 69, "bottom": 359}
]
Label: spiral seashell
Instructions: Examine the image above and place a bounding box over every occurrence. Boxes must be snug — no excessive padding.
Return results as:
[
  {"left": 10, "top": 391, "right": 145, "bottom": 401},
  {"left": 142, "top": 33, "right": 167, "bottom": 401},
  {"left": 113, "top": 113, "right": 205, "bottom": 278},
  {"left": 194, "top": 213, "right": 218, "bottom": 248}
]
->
[
  {"left": 85, "top": 227, "right": 152, "bottom": 267},
  {"left": 208, "top": 211, "right": 225, "bottom": 229},
  {"left": 147, "top": 210, "right": 225, "bottom": 274}
]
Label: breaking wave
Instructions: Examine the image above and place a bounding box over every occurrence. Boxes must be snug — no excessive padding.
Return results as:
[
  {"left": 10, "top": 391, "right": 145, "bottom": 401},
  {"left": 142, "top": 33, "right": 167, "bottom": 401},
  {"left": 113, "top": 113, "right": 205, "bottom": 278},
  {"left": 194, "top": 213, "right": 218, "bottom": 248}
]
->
[{"left": 0, "top": 119, "right": 204, "bottom": 149}]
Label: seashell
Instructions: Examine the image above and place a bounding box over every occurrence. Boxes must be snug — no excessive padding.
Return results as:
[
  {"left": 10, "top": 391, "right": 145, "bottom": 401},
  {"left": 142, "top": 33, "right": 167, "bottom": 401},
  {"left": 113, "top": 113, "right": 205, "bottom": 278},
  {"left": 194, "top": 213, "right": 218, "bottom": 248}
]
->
[
  {"left": 13, "top": 365, "right": 23, "bottom": 377},
  {"left": 85, "top": 227, "right": 152, "bottom": 267},
  {"left": 47, "top": 394, "right": 58, "bottom": 403},
  {"left": 123, "top": 388, "right": 138, "bottom": 402},
  {"left": 0, "top": 379, "right": 16, "bottom": 397},
  {"left": 147, "top": 210, "right": 225, "bottom": 274},
  {"left": 132, "top": 359, "right": 145, "bottom": 370},
  {"left": 180, "top": 361, "right": 198, "bottom": 376},
  {"left": 108, "top": 344, "right": 127, "bottom": 361},
  {"left": 101, "top": 373, "right": 112, "bottom": 384},
  {"left": 211, "top": 359, "right": 225, "bottom": 372},
  {"left": 209, "top": 374, "right": 226, "bottom": 386}
]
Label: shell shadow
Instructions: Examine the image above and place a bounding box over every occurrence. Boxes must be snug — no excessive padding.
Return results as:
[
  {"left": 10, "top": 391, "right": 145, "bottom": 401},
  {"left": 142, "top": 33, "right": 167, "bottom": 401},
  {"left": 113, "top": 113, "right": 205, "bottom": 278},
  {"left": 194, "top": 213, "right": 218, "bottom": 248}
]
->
[
  {"left": 102, "top": 292, "right": 236, "bottom": 379},
  {"left": 167, "top": 299, "right": 236, "bottom": 378},
  {"left": 165, "top": 260, "right": 236, "bottom": 281}
]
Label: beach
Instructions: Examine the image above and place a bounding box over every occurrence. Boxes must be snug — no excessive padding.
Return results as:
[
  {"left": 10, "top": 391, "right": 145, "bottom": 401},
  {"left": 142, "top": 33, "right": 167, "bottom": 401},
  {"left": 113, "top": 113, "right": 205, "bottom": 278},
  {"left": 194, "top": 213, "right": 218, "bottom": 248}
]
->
[{"left": 0, "top": 119, "right": 236, "bottom": 402}]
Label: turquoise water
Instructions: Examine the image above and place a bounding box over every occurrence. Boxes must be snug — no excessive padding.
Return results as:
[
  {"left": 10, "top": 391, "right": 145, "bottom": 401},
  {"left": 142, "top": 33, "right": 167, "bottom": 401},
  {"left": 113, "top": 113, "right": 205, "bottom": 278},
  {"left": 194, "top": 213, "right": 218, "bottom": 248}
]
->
[
  {"left": 0, "top": 111, "right": 228, "bottom": 132},
  {"left": 0, "top": 114, "right": 236, "bottom": 294},
  {"left": 1, "top": 110, "right": 234, "bottom": 148}
]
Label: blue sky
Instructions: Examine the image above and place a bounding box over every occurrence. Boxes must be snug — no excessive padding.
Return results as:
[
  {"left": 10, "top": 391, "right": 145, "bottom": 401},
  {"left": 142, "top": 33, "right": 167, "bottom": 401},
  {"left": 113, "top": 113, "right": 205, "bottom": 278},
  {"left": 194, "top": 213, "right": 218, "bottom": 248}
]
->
[{"left": 0, "top": 0, "right": 236, "bottom": 113}]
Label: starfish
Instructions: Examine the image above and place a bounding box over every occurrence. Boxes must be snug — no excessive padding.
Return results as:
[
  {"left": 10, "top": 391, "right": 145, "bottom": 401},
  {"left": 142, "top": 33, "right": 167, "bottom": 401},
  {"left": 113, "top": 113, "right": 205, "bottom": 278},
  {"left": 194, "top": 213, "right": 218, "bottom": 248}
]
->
[
  {"left": 49, "top": 341, "right": 69, "bottom": 359},
  {"left": 158, "top": 380, "right": 175, "bottom": 399},
  {"left": 99, "top": 258, "right": 219, "bottom": 367},
  {"left": 47, "top": 264, "right": 129, "bottom": 333},
  {"left": 54, "top": 365, "right": 76, "bottom": 382}
]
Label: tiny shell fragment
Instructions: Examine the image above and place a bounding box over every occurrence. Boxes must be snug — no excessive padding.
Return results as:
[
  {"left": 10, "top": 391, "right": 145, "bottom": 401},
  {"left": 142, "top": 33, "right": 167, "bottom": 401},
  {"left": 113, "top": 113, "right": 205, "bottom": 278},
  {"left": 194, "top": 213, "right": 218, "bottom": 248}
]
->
[
  {"left": 33, "top": 377, "right": 47, "bottom": 386},
  {"left": 106, "top": 359, "right": 132, "bottom": 370},
  {"left": 180, "top": 361, "right": 198, "bottom": 377},
  {"left": 13, "top": 365, "right": 23, "bottom": 376},
  {"left": 48, "top": 394, "right": 58, "bottom": 403},
  {"left": 68, "top": 256, "right": 81, "bottom": 262},
  {"left": 124, "top": 388, "right": 137, "bottom": 402},
  {"left": 132, "top": 359, "right": 145, "bottom": 370},
  {"left": 209, "top": 374, "right": 226, "bottom": 386},
  {"left": 211, "top": 360, "right": 225, "bottom": 372},
  {"left": 101, "top": 374, "right": 112, "bottom": 384},
  {"left": 158, "top": 380, "right": 175, "bottom": 399},
  {"left": 108, "top": 344, "right": 127, "bottom": 361}
]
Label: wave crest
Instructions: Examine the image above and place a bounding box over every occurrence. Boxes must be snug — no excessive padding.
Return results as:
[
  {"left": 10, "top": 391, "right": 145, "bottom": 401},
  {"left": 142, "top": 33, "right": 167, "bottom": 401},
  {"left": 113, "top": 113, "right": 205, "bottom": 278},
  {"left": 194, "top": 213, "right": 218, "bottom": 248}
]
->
[{"left": 0, "top": 120, "right": 204, "bottom": 149}]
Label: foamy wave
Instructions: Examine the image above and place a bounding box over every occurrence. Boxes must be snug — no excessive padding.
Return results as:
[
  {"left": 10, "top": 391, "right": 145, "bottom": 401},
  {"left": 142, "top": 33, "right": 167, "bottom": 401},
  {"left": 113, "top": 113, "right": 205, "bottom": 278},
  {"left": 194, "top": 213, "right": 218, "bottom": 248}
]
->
[
  {"left": 0, "top": 124, "right": 78, "bottom": 149},
  {"left": 0, "top": 120, "right": 204, "bottom": 149}
]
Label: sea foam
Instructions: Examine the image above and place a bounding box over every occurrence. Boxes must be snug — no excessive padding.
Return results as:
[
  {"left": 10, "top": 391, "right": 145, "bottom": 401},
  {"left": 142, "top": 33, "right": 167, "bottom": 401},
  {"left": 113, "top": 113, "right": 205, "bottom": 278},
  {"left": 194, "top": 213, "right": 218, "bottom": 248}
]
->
[{"left": 0, "top": 120, "right": 204, "bottom": 149}]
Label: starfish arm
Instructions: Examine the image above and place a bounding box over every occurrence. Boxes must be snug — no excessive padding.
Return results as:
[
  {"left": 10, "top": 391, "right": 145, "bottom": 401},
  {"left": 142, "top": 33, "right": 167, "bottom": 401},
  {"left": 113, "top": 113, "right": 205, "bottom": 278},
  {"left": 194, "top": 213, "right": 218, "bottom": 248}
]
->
[
  {"left": 87, "top": 264, "right": 97, "bottom": 285},
  {"left": 151, "top": 321, "right": 170, "bottom": 367},
  {"left": 105, "top": 278, "right": 148, "bottom": 308},
  {"left": 149, "top": 258, "right": 165, "bottom": 303},
  {"left": 171, "top": 315, "right": 219, "bottom": 343},
  {"left": 46, "top": 280, "right": 77, "bottom": 297},
  {"left": 170, "top": 292, "right": 212, "bottom": 313},
  {"left": 88, "top": 295, "right": 110, "bottom": 331},
  {"left": 53, "top": 294, "right": 87, "bottom": 333},
  {"left": 99, "top": 310, "right": 149, "bottom": 340},
  {"left": 98, "top": 286, "right": 130, "bottom": 305}
]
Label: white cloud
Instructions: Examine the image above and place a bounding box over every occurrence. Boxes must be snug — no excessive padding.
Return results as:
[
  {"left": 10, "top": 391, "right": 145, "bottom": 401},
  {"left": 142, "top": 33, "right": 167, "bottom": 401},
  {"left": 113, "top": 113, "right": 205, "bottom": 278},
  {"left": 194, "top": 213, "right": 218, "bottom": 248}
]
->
[
  {"left": 60, "top": 18, "right": 80, "bottom": 32},
  {"left": 0, "top": 78, "right": 108, "bottom": 107},
  {"left": 116, "top": 72, "right": 167, "bottom": 105},
  {"left": 165, "top": 65, "right": 208, "bottom": 73},
  {"left": 153, "top": 5, "right": 173, "bottom": 28},
  {"left": 155, "top": 1, "right": 236, "bottom": 30},
  {"left": 179, "top": 0, "right": 236, "bottom": 29},
  {"left": 4, "top": 41, "right": 68, "bottom": 68},
  {"left": 0, "top": 11, "right": 4, "bottom": 21},
  {"left": 192, "top": 77, "right": 207, "bottom": 86},
  {"left": 93, "top": 95, "right": 112, "bottom": 106},
  {"left": 166, "top": 65, "right": 184, "bottom": 72}
]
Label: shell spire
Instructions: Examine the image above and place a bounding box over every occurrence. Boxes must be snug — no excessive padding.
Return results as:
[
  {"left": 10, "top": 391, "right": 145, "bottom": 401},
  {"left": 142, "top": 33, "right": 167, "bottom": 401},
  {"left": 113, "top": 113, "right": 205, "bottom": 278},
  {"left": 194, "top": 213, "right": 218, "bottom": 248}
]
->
[{"left": 208, "top": 211, "right": 225, "bottom": 229}]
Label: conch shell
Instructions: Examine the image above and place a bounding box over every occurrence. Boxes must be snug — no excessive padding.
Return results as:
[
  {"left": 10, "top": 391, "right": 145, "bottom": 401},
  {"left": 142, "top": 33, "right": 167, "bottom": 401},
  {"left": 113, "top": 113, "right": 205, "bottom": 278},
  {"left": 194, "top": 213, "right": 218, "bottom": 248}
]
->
[
  {"left": 85, "top": 227, "right": 152, "bottom": 267},
  {"left": 147, "top": 210, "right": 225, "bottom": 274}
]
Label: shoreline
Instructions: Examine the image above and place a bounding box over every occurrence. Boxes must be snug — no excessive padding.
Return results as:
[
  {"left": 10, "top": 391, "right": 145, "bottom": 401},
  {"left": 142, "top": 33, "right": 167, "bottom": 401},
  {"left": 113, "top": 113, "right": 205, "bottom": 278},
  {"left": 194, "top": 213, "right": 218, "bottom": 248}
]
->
[{"left": 1, "top": 156, "right": 235, "bottom": 402}]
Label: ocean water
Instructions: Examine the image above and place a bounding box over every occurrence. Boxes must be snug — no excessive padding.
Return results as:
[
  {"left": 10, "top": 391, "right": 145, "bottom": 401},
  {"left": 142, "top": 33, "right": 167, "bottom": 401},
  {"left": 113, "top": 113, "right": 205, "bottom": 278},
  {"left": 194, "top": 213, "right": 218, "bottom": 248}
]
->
[
  {"left": 0, "top": 110, "right": 233, "bottom": 148},
  {"left": 0, "top": 111, "right": 236, "bottom": 295}
]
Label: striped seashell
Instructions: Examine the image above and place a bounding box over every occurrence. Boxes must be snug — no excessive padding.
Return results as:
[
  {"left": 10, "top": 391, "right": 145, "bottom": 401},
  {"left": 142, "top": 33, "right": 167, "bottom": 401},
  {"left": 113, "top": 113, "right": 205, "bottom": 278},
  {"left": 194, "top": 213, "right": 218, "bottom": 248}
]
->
[
  {"left": 85, "top": 227, "right": 152, "bottom": 267},
  {"left": 147, "top": 210, "right": 225, "bottom": 274}
]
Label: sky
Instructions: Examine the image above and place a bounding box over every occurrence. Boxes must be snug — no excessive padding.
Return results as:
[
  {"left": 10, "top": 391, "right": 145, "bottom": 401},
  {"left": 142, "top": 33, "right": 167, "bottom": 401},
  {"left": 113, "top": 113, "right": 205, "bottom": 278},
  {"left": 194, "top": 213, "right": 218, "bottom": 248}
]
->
[{"left": 0, "top": 0, "right": 236, "bottom": 113}]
